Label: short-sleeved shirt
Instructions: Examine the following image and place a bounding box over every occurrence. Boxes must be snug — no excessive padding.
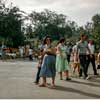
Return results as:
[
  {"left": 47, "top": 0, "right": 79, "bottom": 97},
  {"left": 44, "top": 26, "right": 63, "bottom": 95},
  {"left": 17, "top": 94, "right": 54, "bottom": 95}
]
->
[
  {"left": 72, "top": 45, "right": 77, "bottom": 53},
  {"left": 88, "top": 43, "right": 95, "bottom": 54},
  {"left": 43, "top": 44, "right": 51, "bottom": 52},
  {"left": 29, "top": 49, "right": 33, "bottom": 55},
  {"left": 77, "top": 40, "right": 88, "bottom": 55}
]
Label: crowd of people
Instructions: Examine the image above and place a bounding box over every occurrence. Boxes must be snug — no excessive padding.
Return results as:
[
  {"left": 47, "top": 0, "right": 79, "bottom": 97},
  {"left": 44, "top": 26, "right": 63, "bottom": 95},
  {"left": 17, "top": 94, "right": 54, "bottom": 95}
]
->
[
  {"left": 0, "top": 46, "right": 34, "bottom": 61},
  {"left": 0, "top": 34, "right": 100, "bottom": 89},
  {"left": 34, "top": 34, "right": 100, "bottom": 89}
]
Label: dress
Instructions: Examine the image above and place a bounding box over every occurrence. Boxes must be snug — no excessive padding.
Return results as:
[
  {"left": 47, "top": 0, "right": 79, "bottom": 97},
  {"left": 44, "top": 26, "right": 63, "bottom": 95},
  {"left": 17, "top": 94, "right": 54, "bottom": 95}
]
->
[
  {"left": 39, "top": 45, "right": 56, "bottom": 78},
  {"left": 56, "top": 43, "right": 69, "bottom": 72}
]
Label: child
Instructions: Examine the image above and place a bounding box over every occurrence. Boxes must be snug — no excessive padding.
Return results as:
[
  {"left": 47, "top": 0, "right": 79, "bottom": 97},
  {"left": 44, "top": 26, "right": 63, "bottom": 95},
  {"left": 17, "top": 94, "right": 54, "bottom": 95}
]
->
[
  {"left": 34, "top": 49, "right": 44, "bottom": 85},
  {"left": 73, "top": 52, "right": 80, "bottom": 75},
  {"left": 97, "top": 49, "right": 100, "bottom": 69}
]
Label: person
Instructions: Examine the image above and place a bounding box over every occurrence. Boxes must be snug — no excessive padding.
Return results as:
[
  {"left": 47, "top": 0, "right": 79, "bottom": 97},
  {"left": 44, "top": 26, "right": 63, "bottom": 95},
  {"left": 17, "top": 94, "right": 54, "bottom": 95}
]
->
[
  {"left": 56, "top": 38, "right": 71, "bottom": 80},
  {"left": 19, "top": 46, "right": 24, "bottom": 58},
  {"left": 77, "top": 34, "right": 91, "bottom": 79},
  {"left": 38, "top": 41, "right": 44, "bottom": 50},
  {"left": 1, "top": 48, "right": 6, "bottom": 61},
  {"left": 86, "top": 39, "right": 98, "bottom": 75},
  {"left": 72, "top": 44, "right": 80, "bottom": 75},
  {"left": 34, "top": 49, "right": 44, "bottom": 85},
  {"left": 39, "top": 36, "right": 56, "bottom": 88},
  {"left": 73, "top": 52, "right": 80, "bottom": 74},
  {"left": 9, "top": 48, "right": 14, "bottom": 59},
  {"left": 97, "top": 49, "right": 100, "bottom": 69},
  {"left": 28, "top": 47, "right": 33, "bottom": 61},
  {"left": 66, "top": 43, "right": 72, "bottom": 64}
]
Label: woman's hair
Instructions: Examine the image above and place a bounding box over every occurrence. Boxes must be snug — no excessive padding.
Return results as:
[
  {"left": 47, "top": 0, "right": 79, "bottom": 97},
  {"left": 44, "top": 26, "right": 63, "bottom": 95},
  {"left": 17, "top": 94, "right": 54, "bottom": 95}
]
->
[
  {"left": 88, "top": 38, "right": 94, "bottom": 44},
  {"left": 59, "top": 38, "right": 65, "bottom": 43},
  {"left": 43, "top": 36, "right": 51, "bottom": 45}
]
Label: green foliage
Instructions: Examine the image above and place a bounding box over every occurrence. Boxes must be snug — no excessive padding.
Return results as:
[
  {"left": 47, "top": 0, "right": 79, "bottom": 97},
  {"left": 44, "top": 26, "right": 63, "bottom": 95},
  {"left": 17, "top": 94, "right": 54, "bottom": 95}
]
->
[
  {"left": 92, "top": 14, "right": 100, "bottom": 28},
  {"left": 91, "top": 14, "right": 100, "bottom": 50},
  {"left": 0, "top": 0, "right": 100, "bottom": 50},
  {"left": 0, "top": 0, "right": 25, "bottom": 47},
  {"left": 29, "top": 9, "right": 76, "bottom": 40}
]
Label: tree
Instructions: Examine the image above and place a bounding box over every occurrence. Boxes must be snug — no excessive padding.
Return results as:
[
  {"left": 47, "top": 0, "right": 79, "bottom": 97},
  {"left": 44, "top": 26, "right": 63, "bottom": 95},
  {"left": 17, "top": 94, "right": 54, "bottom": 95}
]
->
[
  {"left": 29, "top": 9, "right": 74, "bottom": 40},
  {"left": 0, "top": 0, "right": 25, "bottom": 47},
  {"left": 84, "top": 22, "right": 93, "bottom": 37},
  {"left": 92, "top": 14, "right": 100, "bottom": 49},
  {"left": 92, "top": 14, "right": 100, "bottom": 28}
]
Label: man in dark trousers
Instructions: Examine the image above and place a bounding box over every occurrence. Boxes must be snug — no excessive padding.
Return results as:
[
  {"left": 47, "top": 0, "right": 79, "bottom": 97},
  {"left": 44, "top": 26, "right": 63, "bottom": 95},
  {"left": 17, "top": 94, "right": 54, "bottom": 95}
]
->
[
  {"left": 77, "top": 34, "right": 91, "bottom": 79},
  {"left": 86, "top": 39, "right": 98, "bottom": 75}
]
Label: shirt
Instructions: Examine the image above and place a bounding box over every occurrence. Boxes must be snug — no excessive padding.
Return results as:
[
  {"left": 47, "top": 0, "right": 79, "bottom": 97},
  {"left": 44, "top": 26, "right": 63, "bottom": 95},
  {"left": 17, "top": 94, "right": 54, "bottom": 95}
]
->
[
  {"left": 72, "top": 45, "right": 77, "bottom": 53},
  {"left": 29, "top": 49, "right": 33, "bottom": 55},
  {"left": 88, "top": 43, "right": 95, "bottom": 54},
  {"left": 77, "top": 40, "right": 88, "bottom": 55},
  {"left": 66, "top": 46, "right": 72, "bottom": 55}
]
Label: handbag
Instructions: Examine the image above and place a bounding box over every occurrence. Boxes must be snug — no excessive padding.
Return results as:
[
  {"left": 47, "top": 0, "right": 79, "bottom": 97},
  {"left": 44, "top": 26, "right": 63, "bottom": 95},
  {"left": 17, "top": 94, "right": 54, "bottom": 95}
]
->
[
  {"left": 97, "top": 65, "right": 100, "bottom": 69},
  {"left": 45, "top": 48, "right": 56, "bottom": 55},
  {"left": 62, "top": 52, "right": 67, "bottom": 59}
]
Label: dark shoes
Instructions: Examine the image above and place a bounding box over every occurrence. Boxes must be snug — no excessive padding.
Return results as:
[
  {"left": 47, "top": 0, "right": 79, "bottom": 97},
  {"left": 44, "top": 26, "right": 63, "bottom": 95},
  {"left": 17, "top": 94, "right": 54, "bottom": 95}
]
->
[
  {"left": 34, "top": 81, "right": 39, "bottom": 85},
  {"left": 79, "top": 74, "right": 82, "bottom": 77},
  {"left": 66, "top": 77, "right": 71, "bottom": 81},
  {"left": 94, "top": 73, "right": 99, "bottom": 76},
  {"left": 97, "top": 65, "right": 100, "bottom": 69}
]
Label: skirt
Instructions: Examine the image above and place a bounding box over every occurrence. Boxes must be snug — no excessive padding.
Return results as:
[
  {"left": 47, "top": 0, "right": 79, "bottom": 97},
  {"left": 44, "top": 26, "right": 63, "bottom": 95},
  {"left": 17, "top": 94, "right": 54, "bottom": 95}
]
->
[
  {"left": 39, "top": 54, "right": 56, "bottom": 78},
  {"left": 56, "top": 54, "right": 70, "bottom": 72}
]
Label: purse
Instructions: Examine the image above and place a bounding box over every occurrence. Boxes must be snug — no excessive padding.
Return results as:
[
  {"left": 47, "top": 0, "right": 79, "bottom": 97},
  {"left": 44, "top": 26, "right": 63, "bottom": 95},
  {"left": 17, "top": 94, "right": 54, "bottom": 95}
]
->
[
  {"left": 45, "top": 48, "right": 56, "bottom": 55},
  {"left": 62, "top": 53, "right": 67, "bottom": 59},
  {"left": 97, "top": 65, "right": 100, "bottom": 69}
]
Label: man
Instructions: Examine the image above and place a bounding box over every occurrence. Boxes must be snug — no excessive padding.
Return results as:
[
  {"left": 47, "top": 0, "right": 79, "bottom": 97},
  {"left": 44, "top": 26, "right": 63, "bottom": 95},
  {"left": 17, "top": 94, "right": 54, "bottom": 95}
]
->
[
  {"left": 77, "top": 34, "right": 91, "bottom": 79},
  {"left": 86, "top": 39, "right": 98, "bottom": 75},
  {"left": 28, "top": 47, "right": 33, "bottom": 61},
  {"left": 66, "top": 43, "right": 72, "bottom": 64}
]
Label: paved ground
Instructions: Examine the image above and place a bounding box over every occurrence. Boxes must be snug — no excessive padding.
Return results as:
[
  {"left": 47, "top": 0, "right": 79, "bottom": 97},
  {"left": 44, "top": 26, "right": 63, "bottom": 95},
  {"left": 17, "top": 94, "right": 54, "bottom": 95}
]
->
[{"left": 0, "top": 59, "right": 100, "bottom": 99}]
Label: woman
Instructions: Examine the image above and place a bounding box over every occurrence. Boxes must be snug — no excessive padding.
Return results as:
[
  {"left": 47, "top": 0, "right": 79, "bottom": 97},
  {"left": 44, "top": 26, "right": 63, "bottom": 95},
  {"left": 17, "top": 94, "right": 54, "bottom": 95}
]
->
[
  {"left": 56, "top": 38, "right": 71, "bottom": 80},
  {"left": 39, "top": 36, "right": 56, "bottom": 88}
]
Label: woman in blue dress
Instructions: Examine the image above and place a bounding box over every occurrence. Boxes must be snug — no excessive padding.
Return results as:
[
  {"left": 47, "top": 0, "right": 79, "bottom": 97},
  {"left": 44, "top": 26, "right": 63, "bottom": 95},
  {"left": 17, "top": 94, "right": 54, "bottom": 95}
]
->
[{"left": 39, "top": 36, "right": 56, "bottom": 88}]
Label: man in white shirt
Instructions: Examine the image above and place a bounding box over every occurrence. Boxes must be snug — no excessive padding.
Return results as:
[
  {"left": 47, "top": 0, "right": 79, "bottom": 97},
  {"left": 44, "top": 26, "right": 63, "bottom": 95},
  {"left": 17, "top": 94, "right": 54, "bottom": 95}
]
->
[
  {"left": 29, "top": 47, "right": 33, "bottom": 61},
  {"left": 86, "top": 39, "right": 98, "bottom": 75}
]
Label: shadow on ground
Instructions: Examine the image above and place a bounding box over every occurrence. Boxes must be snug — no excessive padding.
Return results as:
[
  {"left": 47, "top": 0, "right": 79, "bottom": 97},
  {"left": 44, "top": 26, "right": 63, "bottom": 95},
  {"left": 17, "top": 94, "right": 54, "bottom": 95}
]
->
[{"left": 54, "top": 85, "right": 100, "bottom": 98}]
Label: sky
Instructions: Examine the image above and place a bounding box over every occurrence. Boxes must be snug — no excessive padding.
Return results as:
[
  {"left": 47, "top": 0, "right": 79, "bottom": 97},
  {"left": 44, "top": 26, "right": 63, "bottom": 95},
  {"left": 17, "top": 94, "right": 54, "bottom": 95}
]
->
[{"left": 11, "top": 0, "right": 100, "bottom": 26}]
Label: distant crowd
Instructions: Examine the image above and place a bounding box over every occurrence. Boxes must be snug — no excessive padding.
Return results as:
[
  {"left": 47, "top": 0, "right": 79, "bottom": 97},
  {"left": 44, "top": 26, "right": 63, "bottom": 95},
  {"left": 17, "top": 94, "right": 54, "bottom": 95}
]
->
[{"left": 0, "top": 46, "right": 35, "bottom": 61}]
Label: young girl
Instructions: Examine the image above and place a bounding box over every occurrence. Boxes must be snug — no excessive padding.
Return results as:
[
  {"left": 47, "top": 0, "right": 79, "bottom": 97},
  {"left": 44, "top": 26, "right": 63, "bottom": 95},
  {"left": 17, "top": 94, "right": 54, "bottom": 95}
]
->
[
  {"left": 73, "top": 51, "right": 80, "bottom": 75},
  {"left": 34, "top": 49, "right": 44, "bottom": 85},
  {"left": 97, "top": 49, "right": 100, "bottom": 69}
]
